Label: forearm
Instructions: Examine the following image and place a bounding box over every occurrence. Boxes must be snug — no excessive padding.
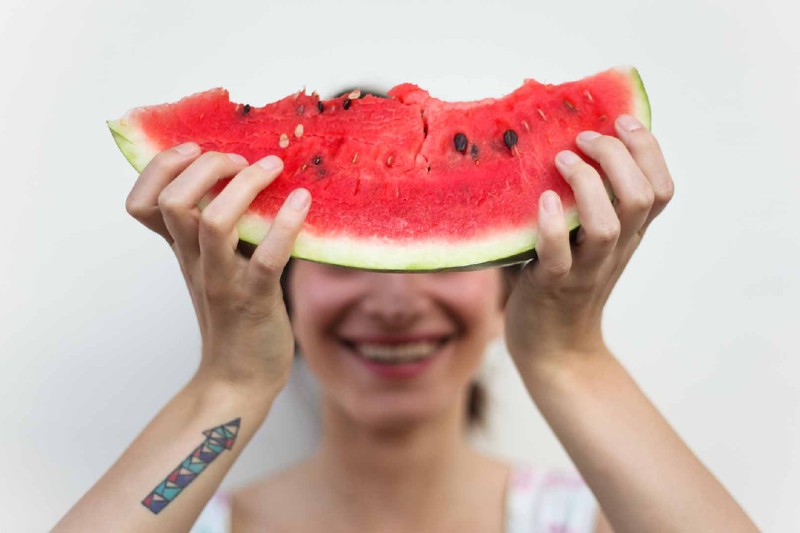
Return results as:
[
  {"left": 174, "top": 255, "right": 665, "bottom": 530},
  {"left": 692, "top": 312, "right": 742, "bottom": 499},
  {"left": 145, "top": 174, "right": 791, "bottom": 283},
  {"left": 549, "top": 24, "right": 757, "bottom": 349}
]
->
[
  {"left": 518, "top": 350, "right": 758, "bottom": 533},
  {"left": 53, "top": 371, "right": 279, "bottom": 532}
]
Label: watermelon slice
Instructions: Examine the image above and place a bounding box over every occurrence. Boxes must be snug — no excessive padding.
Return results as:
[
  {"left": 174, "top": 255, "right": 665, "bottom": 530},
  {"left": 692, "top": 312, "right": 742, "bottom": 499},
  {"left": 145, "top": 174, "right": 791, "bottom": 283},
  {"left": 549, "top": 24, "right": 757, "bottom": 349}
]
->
[{"left": 108, "top": 66, "right": 649, "bottom": 271}]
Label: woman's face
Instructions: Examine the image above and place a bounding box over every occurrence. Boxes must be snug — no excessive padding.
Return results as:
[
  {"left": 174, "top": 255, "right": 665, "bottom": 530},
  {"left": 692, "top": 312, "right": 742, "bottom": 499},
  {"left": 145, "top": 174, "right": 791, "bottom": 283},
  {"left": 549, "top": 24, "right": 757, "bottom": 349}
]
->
[{"left": 288, "top": 261, "right": 505, "bottom": 430}]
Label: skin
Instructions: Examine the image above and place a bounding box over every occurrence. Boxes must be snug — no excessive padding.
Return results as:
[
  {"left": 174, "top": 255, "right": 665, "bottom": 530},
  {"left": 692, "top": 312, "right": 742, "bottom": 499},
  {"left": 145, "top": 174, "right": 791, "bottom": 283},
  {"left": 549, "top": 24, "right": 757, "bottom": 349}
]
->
[
  {"left": 54, "top": 115, "right": 758, "bottom": 532},
  {"left": 236, "top": 264, "right": 510, "bottom": 531}
]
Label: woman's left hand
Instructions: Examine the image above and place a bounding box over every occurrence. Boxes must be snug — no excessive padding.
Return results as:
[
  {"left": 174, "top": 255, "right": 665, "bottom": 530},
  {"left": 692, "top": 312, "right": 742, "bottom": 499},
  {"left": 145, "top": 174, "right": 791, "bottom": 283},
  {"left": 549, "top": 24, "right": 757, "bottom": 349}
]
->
[{"left": 504, "top": 114, "right": 674, "bottom": 371}]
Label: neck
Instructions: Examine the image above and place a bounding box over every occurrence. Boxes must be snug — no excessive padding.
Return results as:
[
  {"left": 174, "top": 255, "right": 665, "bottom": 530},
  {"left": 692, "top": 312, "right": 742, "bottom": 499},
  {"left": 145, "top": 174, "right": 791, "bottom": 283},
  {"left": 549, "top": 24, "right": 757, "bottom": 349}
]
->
[{"left": 311, "top": 392, "right": 479, "bottom": 528}]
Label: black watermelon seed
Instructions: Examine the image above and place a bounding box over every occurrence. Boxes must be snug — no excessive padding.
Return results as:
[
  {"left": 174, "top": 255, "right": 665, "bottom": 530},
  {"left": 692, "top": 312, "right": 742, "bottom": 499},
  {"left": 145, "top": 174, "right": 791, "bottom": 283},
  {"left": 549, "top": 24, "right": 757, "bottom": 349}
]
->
[
  {"left": 313, "top": 156, "right": 322, "bottom": 165},
  {"left": 317, "top": 101, "right": 324, "bottom": 112},
  {"left": 563, "top": 99, "right": 577, "bottom": 112},
  {"left": 454, "top": 133, "right": 468, "bottom": 153},
  {"left": 343, "top": 98, "right": 352, "bottom": 110},
  {"left": 243, "top": 104, "right": 251, "bottom": 114},
  {"left": 470, "top": 144, "right": 479, "bottom": 161},
  {"left": 503, "top": 129, "right": 518, "bottom": 149}
]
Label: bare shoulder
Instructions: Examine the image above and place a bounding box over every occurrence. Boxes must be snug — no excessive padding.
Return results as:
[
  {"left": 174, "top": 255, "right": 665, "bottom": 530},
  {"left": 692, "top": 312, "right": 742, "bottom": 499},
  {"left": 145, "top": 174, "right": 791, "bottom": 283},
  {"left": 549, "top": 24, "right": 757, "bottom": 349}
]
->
[{"left": 230, "top": 461, "right": 321, "bottom": 532}]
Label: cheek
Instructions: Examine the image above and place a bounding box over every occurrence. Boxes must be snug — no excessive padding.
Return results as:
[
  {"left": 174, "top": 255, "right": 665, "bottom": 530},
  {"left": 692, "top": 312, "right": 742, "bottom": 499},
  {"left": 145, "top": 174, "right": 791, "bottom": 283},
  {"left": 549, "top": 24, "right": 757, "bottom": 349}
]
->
[
  {"left": 293, "top": 288, "right": 340, "bottom": 332},
  {"left": 289, "top": 264, "right": 363, "bottom": 336},
  {"left": 288, "top": 270, "right": 365, "bottom": 384},
  {"left": 291, "top": 287, "right": 351, "bottom": 356},
  {"left": 434, "top": 272, "right": 504, "bottom": 338}
]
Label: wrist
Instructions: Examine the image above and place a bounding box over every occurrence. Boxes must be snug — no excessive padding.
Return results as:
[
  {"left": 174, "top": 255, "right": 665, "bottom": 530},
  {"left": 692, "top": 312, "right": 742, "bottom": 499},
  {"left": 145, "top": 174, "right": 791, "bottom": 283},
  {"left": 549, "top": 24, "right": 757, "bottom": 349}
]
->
[
  {"left": 198, "top": 340, "right": 294, "bottom": 393},
  {"left": 191, "top": 364, "right": 286, "bottom": 407},
  {"left": 510, "top": 343, "right": 616, "bottom": 390}
]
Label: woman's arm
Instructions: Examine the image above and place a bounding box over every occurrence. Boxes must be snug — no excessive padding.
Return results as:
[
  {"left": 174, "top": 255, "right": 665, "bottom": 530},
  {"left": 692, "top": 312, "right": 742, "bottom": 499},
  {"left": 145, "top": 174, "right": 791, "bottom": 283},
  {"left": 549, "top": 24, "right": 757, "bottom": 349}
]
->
[
  {"left": 504, "top": 115, "right": 757, "bottom": 532},
  {"left": 53, "top": 374, "right": 278, "bottom": 532},
  {"left": 520, "top": 349, "right": 757, "bottom": 533},
  {"left": 55, "top": 145, "right": 311, "bottom": 531}
]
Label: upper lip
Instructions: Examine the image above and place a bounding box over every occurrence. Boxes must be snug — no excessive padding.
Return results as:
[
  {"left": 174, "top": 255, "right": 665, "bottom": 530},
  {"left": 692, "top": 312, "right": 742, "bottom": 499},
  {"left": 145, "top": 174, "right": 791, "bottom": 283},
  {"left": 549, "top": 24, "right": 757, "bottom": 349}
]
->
[{"left": 340, "top": 333, "right": 453, "bottom": 345}]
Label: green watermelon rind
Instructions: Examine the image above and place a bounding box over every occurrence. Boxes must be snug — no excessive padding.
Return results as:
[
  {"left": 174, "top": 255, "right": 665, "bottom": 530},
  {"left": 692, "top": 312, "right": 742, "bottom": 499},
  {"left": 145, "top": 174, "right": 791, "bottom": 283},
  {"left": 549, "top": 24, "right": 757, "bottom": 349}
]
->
[
  {"left": 617, "top": 66, "right": 652, "bottom": 129},
  {"left": 108, "top": 67, "right": 646, "bottom": 271}
]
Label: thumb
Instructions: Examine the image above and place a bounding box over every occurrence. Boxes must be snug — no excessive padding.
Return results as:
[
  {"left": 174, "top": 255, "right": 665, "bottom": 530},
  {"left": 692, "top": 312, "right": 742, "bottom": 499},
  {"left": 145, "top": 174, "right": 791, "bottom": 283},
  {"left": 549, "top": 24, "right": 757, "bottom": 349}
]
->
[{"left": 246, "top": 188, "right": 311, "bottom": 295}]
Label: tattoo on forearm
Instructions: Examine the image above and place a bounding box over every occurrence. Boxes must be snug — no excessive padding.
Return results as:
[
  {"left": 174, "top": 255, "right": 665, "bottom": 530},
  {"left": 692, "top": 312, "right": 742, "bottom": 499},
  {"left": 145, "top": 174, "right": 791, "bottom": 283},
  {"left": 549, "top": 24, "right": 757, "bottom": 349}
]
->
[{"left": 141, "top": 418, "right": 241, "bottom": 515}]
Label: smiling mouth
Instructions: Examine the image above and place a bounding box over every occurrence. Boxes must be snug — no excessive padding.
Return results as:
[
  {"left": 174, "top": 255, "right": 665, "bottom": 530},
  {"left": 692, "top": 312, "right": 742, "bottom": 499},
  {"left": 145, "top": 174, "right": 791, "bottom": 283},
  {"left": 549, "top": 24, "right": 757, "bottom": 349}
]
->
[{"left": 340, "top": 337, "right": 451, "bottom": 365}]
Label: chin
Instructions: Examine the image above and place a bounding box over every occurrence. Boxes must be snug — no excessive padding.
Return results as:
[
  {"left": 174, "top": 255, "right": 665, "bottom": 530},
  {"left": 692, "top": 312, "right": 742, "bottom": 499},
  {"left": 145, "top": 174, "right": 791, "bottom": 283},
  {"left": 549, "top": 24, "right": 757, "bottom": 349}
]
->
[{"left": 342, "top": 389, "right": 459, "bottom": 433}]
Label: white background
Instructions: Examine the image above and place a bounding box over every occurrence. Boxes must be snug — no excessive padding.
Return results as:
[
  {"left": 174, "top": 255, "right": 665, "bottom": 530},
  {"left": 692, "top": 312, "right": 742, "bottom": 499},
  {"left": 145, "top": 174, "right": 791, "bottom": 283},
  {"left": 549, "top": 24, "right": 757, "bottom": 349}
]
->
[{"left": 1, "top": 0, "right": 798, "bottom": 530}]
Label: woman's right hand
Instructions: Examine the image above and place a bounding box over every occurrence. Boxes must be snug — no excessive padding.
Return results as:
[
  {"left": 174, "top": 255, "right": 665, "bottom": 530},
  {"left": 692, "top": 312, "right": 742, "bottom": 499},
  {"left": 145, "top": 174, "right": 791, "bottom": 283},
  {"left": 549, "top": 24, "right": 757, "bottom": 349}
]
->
[{"left": 125, "top": 142, "right": 311, "bottom": 392}]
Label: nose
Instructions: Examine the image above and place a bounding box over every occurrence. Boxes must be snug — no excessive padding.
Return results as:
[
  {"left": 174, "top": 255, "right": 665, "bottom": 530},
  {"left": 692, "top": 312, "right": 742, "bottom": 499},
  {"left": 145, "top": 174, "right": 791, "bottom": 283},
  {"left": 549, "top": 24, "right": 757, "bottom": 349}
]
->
[{"left": 360, "top": 273, "right": 428, "bottom": 327}]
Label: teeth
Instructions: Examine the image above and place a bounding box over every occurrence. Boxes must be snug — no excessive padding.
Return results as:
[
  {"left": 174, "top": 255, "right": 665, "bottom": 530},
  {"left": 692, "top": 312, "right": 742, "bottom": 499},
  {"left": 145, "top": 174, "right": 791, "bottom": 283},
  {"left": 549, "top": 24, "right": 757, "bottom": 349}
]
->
[{"left": 353, "top": 341, "right": 441, "bottom": 364}]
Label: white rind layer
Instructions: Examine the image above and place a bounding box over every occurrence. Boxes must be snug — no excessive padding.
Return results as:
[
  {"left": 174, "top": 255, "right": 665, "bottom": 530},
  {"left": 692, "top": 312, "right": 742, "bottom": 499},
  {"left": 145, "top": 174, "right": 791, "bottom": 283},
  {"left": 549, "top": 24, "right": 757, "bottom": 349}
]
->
[
  {"left": 234, "top": 208, "right": 580, "bottom": 271},
  {"left": 107, "top": 116, "right": 161, "bottom": 173}
]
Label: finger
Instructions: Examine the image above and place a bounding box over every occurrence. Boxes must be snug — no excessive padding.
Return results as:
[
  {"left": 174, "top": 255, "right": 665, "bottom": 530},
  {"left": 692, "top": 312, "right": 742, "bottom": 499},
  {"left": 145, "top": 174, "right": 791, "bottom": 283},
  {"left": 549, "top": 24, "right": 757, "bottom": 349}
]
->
[
  {"left": 199, "top": 155, "right": 284, "bottom": 279},
  {"left": 555, "top": 150, "right": 620, "bottom": 267},
  {"left": 614, "top": 115, "right": 675, "bottom": 233},
  {"left": 125, "top": 142, "right": 201, "bottom": 244},
  {"left": 247, "top": 188, "right": 311, "bottom": 295},
  {"left": 157, "top": 151, "right": 249, "bottom": 262},
  {"left": 529, "top": 191, "right": 572, "bottom": 287},
  {"left": 575, "top": 131, "right": 654, "bottom": 244}
]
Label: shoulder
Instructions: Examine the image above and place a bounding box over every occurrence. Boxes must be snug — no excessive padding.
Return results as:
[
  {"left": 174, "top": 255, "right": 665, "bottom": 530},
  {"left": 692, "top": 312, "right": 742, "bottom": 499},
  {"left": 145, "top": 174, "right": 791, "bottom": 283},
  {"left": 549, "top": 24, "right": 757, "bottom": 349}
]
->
[
  {"left": 505, "top": 462, "right": 599, "bottom": 533},
  {"left": 192, "top": 461, "right": 320, "bottom": 532},
  {"left": 232, "top": 464, "right": 316, "bottom": 529}
]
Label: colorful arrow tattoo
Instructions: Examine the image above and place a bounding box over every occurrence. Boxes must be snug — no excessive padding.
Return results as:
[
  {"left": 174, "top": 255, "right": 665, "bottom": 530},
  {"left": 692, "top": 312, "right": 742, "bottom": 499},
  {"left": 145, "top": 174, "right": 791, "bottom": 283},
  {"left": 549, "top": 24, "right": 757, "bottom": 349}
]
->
[{"left": 141, "top": 418, "right": 241, "bottom": 515}]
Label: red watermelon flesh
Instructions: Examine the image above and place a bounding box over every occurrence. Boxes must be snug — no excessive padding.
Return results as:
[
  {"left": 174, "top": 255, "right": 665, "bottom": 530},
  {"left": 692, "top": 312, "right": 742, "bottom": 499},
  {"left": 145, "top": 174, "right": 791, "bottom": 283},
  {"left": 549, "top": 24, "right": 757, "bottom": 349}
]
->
[{"left": 108, "top": 66, "right": 649, "bottom": 271}]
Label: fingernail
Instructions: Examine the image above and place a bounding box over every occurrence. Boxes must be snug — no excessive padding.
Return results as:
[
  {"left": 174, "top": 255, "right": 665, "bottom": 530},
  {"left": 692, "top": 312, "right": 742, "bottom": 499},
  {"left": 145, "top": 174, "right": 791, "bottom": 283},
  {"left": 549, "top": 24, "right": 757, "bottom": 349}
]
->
[
  {"left": 617, "top": 114, "right": 643, "bottom": 132},
  {"left": 288, "top": 188, "right": 310, "bottom": 211},
  {"left": 257, "top": 155, "right": 283, "bottom": 171},
  {"left": 577, "top": 131, "right": 601, "bottom": 143},
  {"left": 556, "top": 150, "right": 580, "bottom": 166},
  {"left": 227, "top": 153, "right": 248, "bottom": 165},
  {"left": 541, "top": 191, "right": 562, "bottom": 215},
  {"left": 175, "top": 142, "right": 199, "bottom": 155}
]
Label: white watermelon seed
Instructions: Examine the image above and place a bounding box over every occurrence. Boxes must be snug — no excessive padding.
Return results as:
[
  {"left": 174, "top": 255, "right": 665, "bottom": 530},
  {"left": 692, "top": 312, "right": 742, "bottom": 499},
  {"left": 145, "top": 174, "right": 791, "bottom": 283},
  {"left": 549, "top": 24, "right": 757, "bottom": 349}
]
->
[
  {"left": 537, "top": 109, "right": 547, "bottom": 121},
  {"left": 294, "top": 124, "right": 304, "bottom": 138},
  {"left": 584, "top": 90, "right": 594, "bottom": 102},
  {"left": 522, "top": 120, "right": 530, "bottom": 132},
  {"left": 352, "top": 152, "right": 359, "bottom": 164},
  {"left": 387, "top": 155, "right": 394, "bottom": 167},
  {"left": 348, "top": 89, "right": 361, "bottom": 100},
  {"left": 279, "top": 133, "right": 290, "bottom": 148}
]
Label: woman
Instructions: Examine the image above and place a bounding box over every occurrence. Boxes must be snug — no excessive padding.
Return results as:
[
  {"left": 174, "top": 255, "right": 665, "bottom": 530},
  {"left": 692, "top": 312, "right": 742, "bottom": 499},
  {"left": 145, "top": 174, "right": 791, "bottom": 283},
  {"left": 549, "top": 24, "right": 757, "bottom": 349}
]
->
[{"left": 54, "top": 114, "right": 757, "bottom": 531}]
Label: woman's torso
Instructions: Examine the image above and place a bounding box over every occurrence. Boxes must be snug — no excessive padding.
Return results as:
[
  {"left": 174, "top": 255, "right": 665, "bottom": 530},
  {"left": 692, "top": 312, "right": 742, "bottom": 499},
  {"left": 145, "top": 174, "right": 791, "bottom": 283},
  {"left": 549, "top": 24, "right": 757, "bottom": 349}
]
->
[{"left": 192, "top": 461, "right": 597, "bottom": 533}]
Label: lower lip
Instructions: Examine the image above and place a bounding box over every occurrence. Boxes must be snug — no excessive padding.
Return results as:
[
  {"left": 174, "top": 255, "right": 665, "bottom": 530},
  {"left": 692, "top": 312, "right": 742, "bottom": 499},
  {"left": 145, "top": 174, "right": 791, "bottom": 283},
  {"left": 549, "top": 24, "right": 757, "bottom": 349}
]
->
[{"left": 346, "top": 342, "right": 449, "bottom": 380}]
